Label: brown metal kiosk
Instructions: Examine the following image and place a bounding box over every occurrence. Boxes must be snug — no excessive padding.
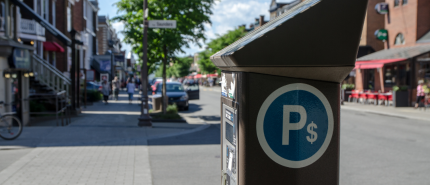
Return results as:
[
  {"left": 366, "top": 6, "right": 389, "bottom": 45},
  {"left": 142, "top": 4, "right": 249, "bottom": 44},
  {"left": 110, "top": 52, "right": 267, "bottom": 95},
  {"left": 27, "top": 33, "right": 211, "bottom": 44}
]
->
[{"left": 210, "top": 0, "right": 368, "bottom": 184}]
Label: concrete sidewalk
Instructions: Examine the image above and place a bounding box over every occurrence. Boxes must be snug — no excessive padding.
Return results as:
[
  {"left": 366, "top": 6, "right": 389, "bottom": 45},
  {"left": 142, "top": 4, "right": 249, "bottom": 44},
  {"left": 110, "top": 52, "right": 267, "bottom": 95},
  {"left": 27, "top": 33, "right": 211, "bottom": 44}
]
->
[
  {"left": 342, "top": 102, "right": 430, "bottom": 122},
  {"left": 0, "top": 91, "right": 208, "bottom": 185}
]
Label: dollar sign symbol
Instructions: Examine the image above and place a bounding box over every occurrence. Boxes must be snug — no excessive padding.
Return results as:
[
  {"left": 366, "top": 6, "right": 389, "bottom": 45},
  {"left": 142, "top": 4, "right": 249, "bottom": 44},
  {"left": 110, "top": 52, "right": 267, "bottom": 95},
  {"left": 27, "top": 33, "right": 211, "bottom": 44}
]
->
[{"left": 307, "top": 121, "right": 318, "bottom": 144}]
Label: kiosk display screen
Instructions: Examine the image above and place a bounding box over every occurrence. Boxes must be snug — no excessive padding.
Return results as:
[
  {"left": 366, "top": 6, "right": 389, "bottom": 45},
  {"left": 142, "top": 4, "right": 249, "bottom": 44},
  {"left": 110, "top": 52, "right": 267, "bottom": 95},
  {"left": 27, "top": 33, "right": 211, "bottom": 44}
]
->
[{"left": 225, "top": 122, "right": 235, "bottom": 146}]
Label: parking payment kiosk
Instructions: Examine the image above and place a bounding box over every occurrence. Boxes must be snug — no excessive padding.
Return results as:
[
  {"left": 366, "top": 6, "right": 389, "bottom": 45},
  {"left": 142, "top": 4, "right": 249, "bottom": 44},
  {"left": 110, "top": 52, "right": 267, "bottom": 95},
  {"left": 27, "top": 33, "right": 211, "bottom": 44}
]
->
[{"left": 213, "top": 0, "right": 368, "bottom": 185}]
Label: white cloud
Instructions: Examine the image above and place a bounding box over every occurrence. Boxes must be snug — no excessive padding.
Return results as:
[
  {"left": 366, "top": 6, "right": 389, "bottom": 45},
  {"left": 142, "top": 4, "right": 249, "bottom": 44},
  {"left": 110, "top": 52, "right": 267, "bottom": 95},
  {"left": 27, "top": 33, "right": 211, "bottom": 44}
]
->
[{"left": 183, "top": 0, "right": 270, "bottom": 56}]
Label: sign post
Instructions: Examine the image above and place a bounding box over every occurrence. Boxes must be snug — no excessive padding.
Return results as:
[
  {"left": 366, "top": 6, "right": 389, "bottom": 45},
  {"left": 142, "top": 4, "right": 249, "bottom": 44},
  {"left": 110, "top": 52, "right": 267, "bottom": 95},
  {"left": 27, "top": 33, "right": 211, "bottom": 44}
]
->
[
  {"left": 211, "top": 0, "right": 368, "bottom": 184},
  {"left": 138, "top": 1, "right": 177, "bottom": 127}
]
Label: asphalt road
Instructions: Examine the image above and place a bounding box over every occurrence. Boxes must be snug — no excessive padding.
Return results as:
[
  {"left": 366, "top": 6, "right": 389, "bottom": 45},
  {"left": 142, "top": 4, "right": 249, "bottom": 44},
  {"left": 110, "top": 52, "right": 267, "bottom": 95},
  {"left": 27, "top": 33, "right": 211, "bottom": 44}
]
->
[{"left": 148, "top": 86, "right": 430, "bottom": 185}]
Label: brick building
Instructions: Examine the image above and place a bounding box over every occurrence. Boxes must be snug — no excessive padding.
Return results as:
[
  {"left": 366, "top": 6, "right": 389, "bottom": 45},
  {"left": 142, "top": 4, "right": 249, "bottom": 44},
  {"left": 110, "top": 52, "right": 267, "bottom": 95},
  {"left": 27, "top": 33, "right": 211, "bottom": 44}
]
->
[
  {"left": 97, "top": 15, "right": 121, "bottom": 55},
  {"left": 353, "top": 0, "right": 430, "bottom": 106}
]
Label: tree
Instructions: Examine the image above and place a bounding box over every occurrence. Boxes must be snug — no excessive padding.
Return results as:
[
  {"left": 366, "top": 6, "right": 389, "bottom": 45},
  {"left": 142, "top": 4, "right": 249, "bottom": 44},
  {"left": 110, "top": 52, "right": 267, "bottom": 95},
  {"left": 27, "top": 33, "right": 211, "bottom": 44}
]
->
[
  {"left": 155, "top": 56, "right": 193, "bottom": 78},
  {"left": 198, "top": 27, "right": 248, "bottom": 74},
  {"left": 114, "top": 0, "right": 214, "bottom": 114}
]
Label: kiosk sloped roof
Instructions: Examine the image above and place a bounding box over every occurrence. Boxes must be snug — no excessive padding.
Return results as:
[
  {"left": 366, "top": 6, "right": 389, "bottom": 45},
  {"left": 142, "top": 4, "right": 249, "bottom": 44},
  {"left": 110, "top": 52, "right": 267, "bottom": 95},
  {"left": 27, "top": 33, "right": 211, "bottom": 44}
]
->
[{"left": 211, "top": 0, "right": 368, "bottom": 69}]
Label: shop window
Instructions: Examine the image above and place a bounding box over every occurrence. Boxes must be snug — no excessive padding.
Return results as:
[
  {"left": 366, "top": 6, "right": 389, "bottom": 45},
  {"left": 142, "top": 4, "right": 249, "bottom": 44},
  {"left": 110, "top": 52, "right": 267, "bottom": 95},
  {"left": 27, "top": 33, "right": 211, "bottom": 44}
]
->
[
  {"left": 384, "top": 65, "right": 397, "bottom": 87},
  {"left": 394, "top": 0, "right": 400, "bottom": 7},
  {"left": 394, "top": 33, "right": 405, "bottom": 45},
  {"left": 402, "top": 0, "right": 408, "bottom": 5}
]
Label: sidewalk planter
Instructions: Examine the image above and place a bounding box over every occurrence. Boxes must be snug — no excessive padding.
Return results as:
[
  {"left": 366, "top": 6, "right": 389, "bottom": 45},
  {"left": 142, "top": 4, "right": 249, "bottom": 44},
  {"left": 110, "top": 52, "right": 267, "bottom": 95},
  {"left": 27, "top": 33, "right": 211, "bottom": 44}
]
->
[{"left": 393, "top": 91, "right": 410, "bottom": 107}]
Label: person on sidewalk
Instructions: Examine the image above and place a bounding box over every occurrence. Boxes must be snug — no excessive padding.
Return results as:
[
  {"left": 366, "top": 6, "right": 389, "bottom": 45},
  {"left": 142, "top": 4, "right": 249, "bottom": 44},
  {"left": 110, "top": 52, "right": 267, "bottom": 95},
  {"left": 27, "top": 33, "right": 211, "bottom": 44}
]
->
[
  {"left": 101, "top": 80, "right": 111, "bottom": 105},
  {"left": 112, "top": 76, "right": 120, "bottom": 101},
  {"left": 415, "top": 80, "right": 425, "bottom": 108},
  {"left": 127, "top": 79, "right": 136, "bottom": 104}
]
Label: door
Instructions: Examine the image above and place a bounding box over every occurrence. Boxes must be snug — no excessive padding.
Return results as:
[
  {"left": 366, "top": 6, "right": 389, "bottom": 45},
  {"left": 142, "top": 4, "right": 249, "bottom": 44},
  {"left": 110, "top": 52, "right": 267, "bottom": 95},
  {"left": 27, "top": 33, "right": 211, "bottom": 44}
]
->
[
  {"left": 186, "top": 83, "right": 199, "bottom": 100},
  {"left": 9, "top": 72, "right": 23, "bottom": 121}
]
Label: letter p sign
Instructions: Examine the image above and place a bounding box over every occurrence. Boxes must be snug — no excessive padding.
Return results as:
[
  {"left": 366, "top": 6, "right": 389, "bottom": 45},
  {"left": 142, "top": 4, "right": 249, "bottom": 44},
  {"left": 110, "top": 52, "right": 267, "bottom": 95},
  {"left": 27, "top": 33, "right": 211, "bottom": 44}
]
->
[{"left": 283, "top": 105, "right": 307, "bottom": 145}]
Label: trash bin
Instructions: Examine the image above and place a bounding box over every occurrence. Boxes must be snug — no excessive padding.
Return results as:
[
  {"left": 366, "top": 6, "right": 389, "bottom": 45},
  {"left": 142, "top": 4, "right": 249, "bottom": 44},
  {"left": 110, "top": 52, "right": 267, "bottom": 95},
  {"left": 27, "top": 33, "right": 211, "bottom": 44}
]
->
[{"left": 211, "top": 0, "right": 368, "bottom": 184}]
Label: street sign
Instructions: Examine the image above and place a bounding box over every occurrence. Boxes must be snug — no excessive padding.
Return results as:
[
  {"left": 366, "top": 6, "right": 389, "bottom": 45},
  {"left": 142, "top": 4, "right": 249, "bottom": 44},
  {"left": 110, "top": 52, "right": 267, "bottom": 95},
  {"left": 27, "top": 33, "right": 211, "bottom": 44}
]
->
[
  {"left": 256, "top": 83, "right": 334, "bottom": 168},
  {"left": 375, "top": 29, "right": 388, "bottom": 41},
  {"left": 148, "top": 20, "right": 177, "bottom": 29},
  {"left": 375, "top": 2, "right": 389, "bottom": 14}
]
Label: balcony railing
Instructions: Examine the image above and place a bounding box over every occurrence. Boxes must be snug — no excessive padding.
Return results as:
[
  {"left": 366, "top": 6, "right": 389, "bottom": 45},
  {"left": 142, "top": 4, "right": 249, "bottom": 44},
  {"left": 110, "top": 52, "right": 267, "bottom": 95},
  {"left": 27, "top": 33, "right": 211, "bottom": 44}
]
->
[{"left": 21, "top": 18, "right": 45, "bottom": 36}]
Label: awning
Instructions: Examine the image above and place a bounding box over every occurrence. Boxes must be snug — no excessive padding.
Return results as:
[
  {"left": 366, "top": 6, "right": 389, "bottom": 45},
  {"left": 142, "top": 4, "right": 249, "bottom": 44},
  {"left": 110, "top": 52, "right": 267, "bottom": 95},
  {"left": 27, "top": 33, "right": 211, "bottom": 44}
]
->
[
  {"left": 43, "top": 42, "right": 64, "bottom": 52},
  {"left": 354, "top": 58, "right": 406, "bottom": 69},
  {"left": 207, "top": 74, "right": 218, "bottom": 77},
  {"left": 194, "top": 74, "right": 202, "bottom": 78},
  {"left": 11, "top": 0, "right": 71, "bottom": 46}
]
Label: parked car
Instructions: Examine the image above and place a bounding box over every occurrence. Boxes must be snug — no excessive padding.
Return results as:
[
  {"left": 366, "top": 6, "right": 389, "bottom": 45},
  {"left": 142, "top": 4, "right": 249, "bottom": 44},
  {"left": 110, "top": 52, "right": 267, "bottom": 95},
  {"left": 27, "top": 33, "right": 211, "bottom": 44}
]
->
[
  {"left": 154, "top": 82, "right": 199, "bottom": 110},
  {"left": 86, "top": 82, "right": 102, "bottom": 91}
]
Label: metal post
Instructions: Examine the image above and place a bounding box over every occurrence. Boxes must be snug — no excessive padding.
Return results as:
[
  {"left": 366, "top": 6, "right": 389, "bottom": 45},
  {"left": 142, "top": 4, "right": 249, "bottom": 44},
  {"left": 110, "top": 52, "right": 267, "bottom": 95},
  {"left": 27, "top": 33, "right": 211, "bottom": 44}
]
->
[{"left": 138, "top": 0, "right": 152, "bottom": 127}]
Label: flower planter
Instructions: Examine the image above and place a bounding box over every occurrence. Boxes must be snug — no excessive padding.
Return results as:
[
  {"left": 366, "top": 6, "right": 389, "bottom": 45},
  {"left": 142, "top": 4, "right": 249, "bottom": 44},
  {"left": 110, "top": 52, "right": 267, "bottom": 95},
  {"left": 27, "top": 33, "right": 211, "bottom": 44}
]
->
[{"left": 393, "top": 91, "right": 409, "bottom": 107}]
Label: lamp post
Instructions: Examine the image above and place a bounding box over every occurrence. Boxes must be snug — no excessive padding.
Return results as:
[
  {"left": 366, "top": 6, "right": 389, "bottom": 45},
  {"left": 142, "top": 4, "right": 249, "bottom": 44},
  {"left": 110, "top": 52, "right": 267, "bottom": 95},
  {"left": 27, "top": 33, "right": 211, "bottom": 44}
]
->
[{"left": 138, "top": 0, "right": 152, "bottom": 127}]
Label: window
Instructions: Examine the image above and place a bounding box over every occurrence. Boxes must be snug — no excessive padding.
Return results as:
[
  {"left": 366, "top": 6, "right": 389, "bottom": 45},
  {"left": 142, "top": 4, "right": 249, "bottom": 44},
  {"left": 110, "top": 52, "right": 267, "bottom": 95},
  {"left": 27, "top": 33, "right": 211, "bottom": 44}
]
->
[
  {"left": 52, "top": 0, "right": 56, "bottom": 27},
  {"left": 67, "top": 5, "right": 71, "bottom": 32},
  {"left": 83, "top": 0, "right": 86, "bottom": 19},
  {"left": 402, "top": 0, "right": 408, "bottom": 5},
  {"left": 43, "top": 0, "right": 48, "bottom": 20},
  {"left": 384, "top": 65, "right": 397, "bottom": 87},
  {"left": 0, "top": 3, "right": 4, "bottom": 30},
  {"left": 394, "top": 33, "right": 405, "bottom": 45},
  {"left": 394, "top": 0, "right": 400, "bottom": 7}
]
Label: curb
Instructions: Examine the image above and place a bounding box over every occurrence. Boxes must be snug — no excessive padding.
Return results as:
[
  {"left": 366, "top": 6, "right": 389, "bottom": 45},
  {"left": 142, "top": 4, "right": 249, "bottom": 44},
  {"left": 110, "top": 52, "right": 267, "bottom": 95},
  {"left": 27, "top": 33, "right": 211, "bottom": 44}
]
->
[
  {"left": 341, "top": 106, "right": 430, "bottom": 122},
  {"left": 147, "top": 124, "right": 211, "bottom": 140}
]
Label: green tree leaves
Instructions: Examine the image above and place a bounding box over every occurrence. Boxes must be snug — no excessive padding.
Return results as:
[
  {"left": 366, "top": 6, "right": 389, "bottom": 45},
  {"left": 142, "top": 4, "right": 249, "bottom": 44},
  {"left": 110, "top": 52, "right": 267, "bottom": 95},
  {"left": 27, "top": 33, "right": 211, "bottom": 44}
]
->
[{"left": 198, "top": 27, "right": 247, "bottom": 74}]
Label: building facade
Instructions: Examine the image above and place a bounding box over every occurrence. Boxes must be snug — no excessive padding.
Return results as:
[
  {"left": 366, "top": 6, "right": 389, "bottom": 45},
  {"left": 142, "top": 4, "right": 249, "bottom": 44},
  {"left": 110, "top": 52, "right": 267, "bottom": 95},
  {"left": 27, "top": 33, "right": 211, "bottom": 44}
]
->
[{"left": 354, "top": 0, "right": 430, "bottom": 106}]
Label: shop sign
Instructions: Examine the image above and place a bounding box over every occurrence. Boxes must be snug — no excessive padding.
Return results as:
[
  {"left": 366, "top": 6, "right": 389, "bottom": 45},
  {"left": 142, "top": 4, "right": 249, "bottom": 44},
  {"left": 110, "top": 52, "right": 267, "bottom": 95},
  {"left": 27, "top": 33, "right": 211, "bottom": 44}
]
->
[
  {"left": 375, "top": 29, "right": 388, "bottom": 41},
  {"left": 375, "top": 3, "right": 389, "bottom": 14},
  {"left": 8, "top": 48, "right": 31, "bottom": 70},
  {"left": 114, "top": 55, "right": 125, "bottom": 64},
  {"left": 100, "top": 73, "right": 109, "bottom": 82},
  {"left": 86, "top": 70, "right": 95, "bottom": 81},
  {"left": 100, "top": 60, "right": 111, "bottom": 72}
]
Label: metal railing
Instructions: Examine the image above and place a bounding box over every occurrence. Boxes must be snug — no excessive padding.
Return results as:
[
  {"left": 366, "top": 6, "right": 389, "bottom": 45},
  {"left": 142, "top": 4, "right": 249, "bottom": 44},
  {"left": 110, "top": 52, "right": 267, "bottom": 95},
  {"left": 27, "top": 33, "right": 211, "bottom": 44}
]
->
[
  {"left": 20, "top": 18, "right": 45, "bottom": 36},
  {"left": 32, "top": 55, "right": 71, "bottom": 97},
  {"left": 29, "top": 91, "right": 70, "bottom": 126}
]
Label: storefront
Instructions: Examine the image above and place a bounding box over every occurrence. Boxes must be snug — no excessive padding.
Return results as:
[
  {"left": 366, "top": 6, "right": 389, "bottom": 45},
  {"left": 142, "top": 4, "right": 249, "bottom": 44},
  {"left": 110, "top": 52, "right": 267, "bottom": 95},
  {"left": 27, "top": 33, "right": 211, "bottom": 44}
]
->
[
  {"left": 354, "top": 44, "right": 430, "bottom": 106},
  {"left": 0, "top": 47, "right": 34, "bottom": 125}
]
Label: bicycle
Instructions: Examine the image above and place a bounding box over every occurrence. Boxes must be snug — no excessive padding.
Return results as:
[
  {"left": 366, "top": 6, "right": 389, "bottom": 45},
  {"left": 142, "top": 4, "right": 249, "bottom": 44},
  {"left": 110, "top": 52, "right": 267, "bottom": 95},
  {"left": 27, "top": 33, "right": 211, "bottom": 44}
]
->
[{"left": 0, "top": 101, "right": 23, "bottom": 140}]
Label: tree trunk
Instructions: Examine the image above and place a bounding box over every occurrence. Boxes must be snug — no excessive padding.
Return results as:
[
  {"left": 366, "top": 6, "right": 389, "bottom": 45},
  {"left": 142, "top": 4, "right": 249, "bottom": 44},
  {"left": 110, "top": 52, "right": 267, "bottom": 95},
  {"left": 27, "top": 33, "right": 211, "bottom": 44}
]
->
[{"left": 162, "top": 45, "right": 168, "bottom": 114}]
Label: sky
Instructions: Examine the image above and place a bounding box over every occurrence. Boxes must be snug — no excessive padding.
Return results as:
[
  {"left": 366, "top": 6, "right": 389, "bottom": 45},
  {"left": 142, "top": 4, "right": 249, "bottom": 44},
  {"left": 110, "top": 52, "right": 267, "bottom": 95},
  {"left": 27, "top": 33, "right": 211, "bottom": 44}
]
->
[{"left": 97, "top": 0, "right": 293, "bottom": 58}]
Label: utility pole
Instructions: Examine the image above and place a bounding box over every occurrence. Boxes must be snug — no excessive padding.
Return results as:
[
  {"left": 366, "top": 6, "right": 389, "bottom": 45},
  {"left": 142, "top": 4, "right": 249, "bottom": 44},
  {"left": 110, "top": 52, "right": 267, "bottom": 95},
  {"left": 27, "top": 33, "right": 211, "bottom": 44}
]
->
[{"left": 138, "top": 0, "right": 152, "bottom": 127}]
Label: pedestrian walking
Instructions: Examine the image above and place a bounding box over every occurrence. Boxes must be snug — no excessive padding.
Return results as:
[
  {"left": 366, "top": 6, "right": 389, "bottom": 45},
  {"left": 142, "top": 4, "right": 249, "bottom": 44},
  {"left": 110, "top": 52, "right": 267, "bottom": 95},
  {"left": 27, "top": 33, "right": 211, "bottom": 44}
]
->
[
  {"left": 101, "top": 80, "right": 111, "bottom": 105},
  {"left": 127, "top": 79, "right": 136, "bottom": 104},
  {"left": 112, "top": 76, "right": 120, "bottom": 101},
  {"left": 415, "top": 80, "right": 426, "bottom": 109}
]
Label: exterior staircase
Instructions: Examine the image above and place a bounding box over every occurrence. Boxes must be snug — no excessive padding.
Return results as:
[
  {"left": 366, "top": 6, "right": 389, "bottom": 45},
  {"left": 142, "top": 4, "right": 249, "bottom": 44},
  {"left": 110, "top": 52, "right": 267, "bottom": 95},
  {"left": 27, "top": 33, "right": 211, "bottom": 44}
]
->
[{"left": 30, "top": 55, "right": 71, "bottom": 96}]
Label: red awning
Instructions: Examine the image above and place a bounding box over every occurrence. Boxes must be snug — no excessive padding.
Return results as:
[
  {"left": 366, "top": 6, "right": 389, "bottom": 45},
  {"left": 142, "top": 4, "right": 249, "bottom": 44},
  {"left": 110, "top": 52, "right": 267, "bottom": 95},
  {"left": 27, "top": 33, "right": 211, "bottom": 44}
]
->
[
  {"left": 207, "top": 74, "right": 218, "bottom": 77},
  {"left": 194, "top": 74, "right": 202, "bottom": 78},
  {"left": 43, "top": 42, "right": 65, "bottom": 52},
  {"left": 354, "top": 58, "right": 406, "bottom": 69}
]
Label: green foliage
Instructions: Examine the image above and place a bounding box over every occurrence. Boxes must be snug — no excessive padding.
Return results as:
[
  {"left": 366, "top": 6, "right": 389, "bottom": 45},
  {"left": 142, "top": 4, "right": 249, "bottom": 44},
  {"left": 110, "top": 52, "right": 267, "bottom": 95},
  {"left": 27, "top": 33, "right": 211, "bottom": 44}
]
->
[
  {"left": 113, "top": 0, "right": 214, "bottom": 75},
  {"left": 155, "top": 56, "right": 193, "bottom": 78},
  {"left": 166, "top": 104, "right": 178, "bottom": 114},
  {"left": 341, "top": 84, "right": 355, "bottom": 90},
  {"left": 198, "top": 27, "right": 247, "bottom": 74},
  {"left": 87, "top": 90, "right": 102, "bottom": 102},
  {"left": 29, "top": 100, "right": 46, "bottom": 112},
  {"left": 393, "top": 85, "right": 409, "bottom": 92}
]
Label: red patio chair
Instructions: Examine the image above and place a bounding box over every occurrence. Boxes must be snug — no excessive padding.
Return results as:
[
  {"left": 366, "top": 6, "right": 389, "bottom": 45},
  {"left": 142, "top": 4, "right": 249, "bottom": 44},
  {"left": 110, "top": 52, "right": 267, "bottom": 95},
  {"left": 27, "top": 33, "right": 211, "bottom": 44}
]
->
[
  {"left": 367, "top": 93, "right": 377, "bottom": 105},
  {"left": 348, "top": 91, "right": 359, "bottom": 103},
  {"left": 358, "top": 93, "right": 368, "bottom": 104},
  {"left": 386, "top": 94, "right": 393, "bottom": 106},
  {"left": 377, "top": 94, "right": 388, "bottom": 105}
]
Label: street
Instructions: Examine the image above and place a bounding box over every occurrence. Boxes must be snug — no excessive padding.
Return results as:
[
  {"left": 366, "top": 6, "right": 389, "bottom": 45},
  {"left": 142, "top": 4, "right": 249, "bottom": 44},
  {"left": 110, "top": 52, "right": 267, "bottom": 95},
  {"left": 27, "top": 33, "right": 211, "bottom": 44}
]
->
[{"left": 0, "top": 87, "right": 429, "bottom": 184}]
